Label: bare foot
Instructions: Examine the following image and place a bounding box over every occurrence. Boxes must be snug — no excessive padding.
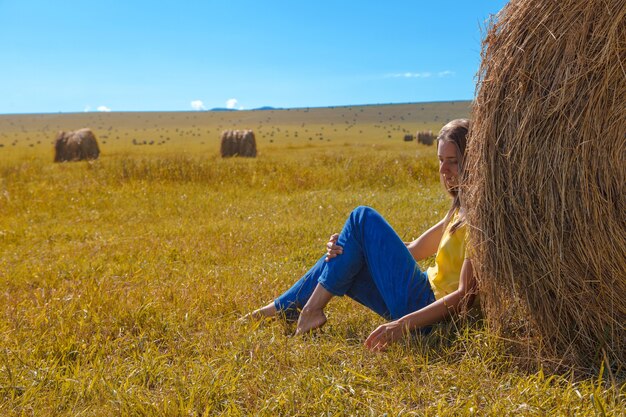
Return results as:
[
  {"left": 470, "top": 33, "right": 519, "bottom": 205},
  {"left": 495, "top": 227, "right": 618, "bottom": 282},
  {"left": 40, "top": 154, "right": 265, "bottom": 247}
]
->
[
  {"left": 295, "top": 307, "right": 327, "bottom": 335},
  {"left": 239, "top": 302, "right": 277, "bottom": 322}
]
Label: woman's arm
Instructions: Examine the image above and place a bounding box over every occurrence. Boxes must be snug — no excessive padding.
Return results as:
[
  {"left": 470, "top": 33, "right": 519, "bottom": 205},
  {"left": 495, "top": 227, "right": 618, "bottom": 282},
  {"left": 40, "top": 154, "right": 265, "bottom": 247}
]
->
[
  {"left": 405, "top": 219, "right": 446, "bottom": 261},
  {"left": 364, "top": 258, "right": 477, "bottom": 351}
]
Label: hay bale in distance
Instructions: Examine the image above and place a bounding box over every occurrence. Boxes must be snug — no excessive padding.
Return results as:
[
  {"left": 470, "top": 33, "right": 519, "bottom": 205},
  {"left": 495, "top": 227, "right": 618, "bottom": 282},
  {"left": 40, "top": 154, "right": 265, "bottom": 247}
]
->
[
  {"left": 220, "top": 129, "right": 257, "bottom": 158},
  {"left": 466, "top": 0, "right": 625, "bottom": 376},
  {"left": 403, "top": 134, "right": 414, "bottom": 142},
  {"left": 54, "top": 128, "right": 100, "bottom": 162},
  {"left": 416, "top": 130, "right": 435, "bottom": 145}
]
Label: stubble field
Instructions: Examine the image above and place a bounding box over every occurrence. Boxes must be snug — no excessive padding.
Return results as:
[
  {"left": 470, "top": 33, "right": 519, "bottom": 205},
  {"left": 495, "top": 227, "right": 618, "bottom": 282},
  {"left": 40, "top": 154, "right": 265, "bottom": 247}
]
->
[{"left": 0, "top": 102, "right": 623, "bottom": 415}]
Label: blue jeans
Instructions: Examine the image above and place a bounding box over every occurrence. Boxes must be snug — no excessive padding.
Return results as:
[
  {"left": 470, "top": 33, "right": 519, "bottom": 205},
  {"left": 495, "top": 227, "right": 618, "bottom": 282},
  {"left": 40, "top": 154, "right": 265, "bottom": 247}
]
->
[{"left": 275, "top": 206, "right": 435, "bottom": 321}]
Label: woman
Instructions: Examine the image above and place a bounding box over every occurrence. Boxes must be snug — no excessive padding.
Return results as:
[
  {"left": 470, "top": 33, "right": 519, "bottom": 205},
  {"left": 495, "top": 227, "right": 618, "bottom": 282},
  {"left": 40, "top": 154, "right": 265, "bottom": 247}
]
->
[{"left": 246, "top": 119, "right": 477, "bottom": 351}]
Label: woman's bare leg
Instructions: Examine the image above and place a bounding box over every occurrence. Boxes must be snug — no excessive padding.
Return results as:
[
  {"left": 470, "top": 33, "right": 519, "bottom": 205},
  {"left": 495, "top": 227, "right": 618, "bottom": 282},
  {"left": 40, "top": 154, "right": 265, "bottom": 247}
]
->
[
  {"left": 241, "top": 301, "right": 277, "bottom": 321},
  {"left": 295, "top": 284, "right": 333, "bottom": 334}
]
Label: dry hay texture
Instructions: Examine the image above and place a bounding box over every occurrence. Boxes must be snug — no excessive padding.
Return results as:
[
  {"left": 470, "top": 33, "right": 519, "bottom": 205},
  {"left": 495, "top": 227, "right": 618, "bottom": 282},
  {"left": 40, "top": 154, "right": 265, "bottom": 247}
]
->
[
  {"left": 466, "top": 0, "right": 626, "bottom": 376},
  {"left": 220, "top": 129, "right": 257, "bottom": 157},
  {"left": 416, "top": 130, "right": 435, "bottom": 145},
  {"left": 54, "top": 128, "right": 100, "bottom": 162}
]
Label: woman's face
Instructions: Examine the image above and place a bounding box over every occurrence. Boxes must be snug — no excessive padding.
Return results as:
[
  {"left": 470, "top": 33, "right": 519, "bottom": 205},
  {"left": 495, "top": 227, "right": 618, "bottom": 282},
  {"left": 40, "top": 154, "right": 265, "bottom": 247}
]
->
[{"left": 438, "top": 140, "right": 461, "bottom": 190}]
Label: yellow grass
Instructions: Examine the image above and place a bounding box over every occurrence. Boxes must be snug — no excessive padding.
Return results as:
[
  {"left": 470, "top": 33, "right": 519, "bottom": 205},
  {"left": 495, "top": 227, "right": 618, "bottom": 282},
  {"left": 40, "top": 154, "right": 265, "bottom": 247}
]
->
[{"left": 0, "top": 103, "right": 623, "bottom": 415}]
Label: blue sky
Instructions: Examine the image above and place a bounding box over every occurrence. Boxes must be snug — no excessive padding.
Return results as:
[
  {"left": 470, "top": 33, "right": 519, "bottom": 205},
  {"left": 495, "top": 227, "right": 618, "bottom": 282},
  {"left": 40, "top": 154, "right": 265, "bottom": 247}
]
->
[{"left": 0, "top": 1, "right": 507, "bottom": 114}]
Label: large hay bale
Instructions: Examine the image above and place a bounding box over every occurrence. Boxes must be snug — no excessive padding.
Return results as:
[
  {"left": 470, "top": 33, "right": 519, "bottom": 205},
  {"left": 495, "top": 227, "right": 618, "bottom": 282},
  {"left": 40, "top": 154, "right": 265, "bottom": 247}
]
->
[
  {"left": 54, "top": 128, "right": 100, "bottom": 162},
  {"left": 220, "top": 129, "right": 257, "bottom": 158},
  {"left": 466, "top": 0, "right": 625, "bottom": 375}
]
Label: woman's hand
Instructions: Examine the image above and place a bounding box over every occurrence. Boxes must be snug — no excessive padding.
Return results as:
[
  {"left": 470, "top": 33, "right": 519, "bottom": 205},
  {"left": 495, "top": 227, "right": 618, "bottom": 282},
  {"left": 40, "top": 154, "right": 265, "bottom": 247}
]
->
[
  {"left": 324, "top": 233, "right": 343, "bottom": 262},
  {"left": 364, "top": 320, "right": 408, "bottom": 351},
  {"left": 363, "top": 259, "right": 477, "bottom": 351}
]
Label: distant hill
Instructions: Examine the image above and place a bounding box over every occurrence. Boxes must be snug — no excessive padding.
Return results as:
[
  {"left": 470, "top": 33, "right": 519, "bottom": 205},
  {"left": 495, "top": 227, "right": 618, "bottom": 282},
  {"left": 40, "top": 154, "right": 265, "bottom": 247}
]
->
[
  {"left": 209, "top": 108, "right": 238, "bottom": 112},
  {"left": 210, "top": 106, "right": 282, "bottom": 112},
  {"left": 252, "top": 106, "right": 282, "bottom": 111}
]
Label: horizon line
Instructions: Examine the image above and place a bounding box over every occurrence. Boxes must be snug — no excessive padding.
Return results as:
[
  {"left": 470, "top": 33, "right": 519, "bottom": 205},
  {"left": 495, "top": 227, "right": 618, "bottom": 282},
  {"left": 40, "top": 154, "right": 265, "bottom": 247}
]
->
[{"left": 0, "top": 99, "right": 473, "bottom": 117}]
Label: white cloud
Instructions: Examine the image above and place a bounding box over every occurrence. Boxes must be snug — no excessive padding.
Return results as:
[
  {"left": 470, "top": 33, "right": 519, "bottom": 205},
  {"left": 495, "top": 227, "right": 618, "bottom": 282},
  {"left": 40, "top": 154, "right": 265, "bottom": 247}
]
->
[
  {"left": 388, "top": 72, "right": 432, "bottom": 78},
  {"left": 84, "top": 105, "right": 91, "bottom": 112},
  {"left": 226, "top": 98, "right": 240, "bottom": 110},
  {"left": 226, "top": 98, "right": 238, "bottom": 109},
  {"left": 386, "top": 70, "right": 455, "bottom": 79},
  {"left": 97, "top": 105, "right": 111, "bottom": 112},
  {"left": 191, "top": 100, "right": 205, "bottom": 111}
]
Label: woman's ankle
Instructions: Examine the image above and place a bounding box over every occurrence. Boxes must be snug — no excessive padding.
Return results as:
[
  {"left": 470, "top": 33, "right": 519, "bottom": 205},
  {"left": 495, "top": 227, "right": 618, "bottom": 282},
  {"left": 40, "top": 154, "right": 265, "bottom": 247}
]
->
[
  {"left": 241, "top": 302, "right": 277, "bottom": 321},
  {"left": 300, "top": 306, "right": 321, "bottom": 315},
  {"left": 257, "top": 302, "right": 277, "bottom": 317},
  {"left": 295, "top": 307, "right": 327, "bottom": 334}
]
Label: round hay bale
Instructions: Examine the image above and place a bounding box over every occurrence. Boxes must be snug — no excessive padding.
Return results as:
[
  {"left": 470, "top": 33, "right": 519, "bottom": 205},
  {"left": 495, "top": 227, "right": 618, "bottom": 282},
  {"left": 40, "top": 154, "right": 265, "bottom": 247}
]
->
[
  {"left": 220, "top": 129, "right": 257, "bottom": 158},
  {"left": 54, "top": 128, "right": 100, "bottom": 162},
  {"left": 403, "top": 134, "right": 414, "bottom": 142},
  {"left": 466, "top": 0, "right": 625, "bottom": 375}
]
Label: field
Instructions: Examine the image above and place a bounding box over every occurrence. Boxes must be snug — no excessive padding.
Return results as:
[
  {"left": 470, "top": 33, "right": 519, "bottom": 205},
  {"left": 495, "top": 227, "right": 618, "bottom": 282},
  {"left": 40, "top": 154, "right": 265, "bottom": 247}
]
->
[{"left": 0, "top": 102, "right": 623, "bottom": 415}]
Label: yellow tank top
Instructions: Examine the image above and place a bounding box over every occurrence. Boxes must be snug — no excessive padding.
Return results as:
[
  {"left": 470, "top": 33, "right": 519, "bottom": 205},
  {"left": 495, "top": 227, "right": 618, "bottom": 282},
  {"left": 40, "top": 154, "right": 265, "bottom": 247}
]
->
[{"left": 427, "top": 211, "right": 468, "bottom": 300}]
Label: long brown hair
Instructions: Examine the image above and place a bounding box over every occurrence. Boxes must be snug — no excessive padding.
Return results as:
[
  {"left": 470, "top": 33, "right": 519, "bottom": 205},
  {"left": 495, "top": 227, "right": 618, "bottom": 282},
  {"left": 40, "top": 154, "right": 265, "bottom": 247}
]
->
[{"left": 437, "top": 119, "right": 470, "bottom": 234}]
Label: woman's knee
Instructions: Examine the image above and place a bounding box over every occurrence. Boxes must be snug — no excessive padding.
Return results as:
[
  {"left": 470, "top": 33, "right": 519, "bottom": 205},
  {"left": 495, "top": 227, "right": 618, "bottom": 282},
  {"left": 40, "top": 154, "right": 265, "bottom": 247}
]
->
[
  {"left": 348, "top": 206, "right": 394, "bottom": 239},
  {"left": 351, "top": 206, "right": 378, "bottom": 221},
  {"left": 347, "top": 206, "right": 387, "bottom": 236}
]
